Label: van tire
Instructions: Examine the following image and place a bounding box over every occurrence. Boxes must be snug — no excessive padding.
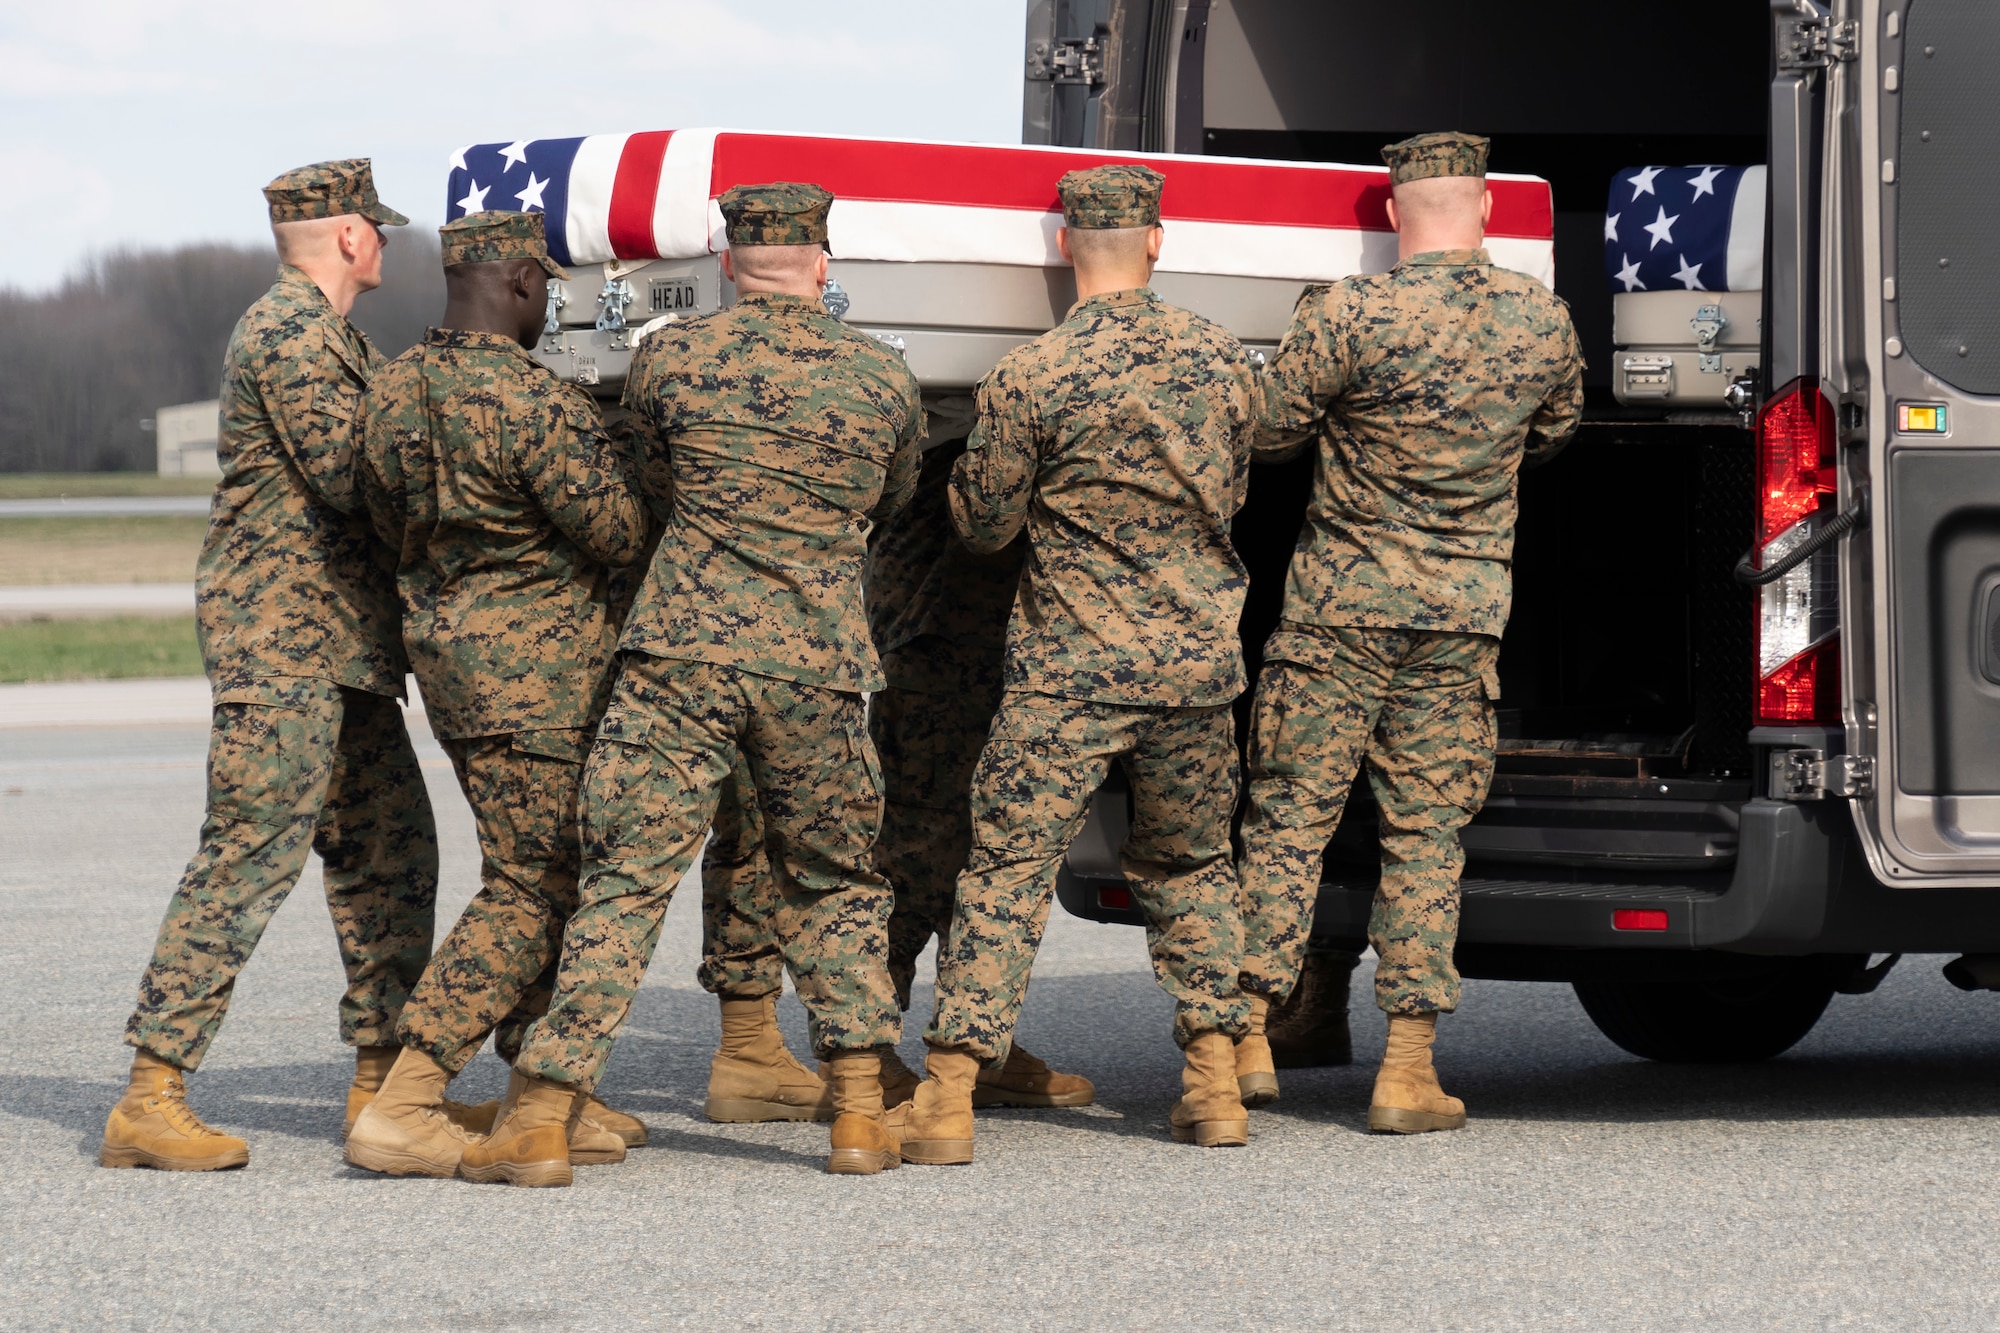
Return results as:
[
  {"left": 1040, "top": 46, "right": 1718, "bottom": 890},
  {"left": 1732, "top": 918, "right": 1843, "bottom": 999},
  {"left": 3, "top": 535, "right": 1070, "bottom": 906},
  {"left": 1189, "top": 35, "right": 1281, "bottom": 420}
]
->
[{"left": 1573, "top": 961, "right": 1836, "bottom": 1063}]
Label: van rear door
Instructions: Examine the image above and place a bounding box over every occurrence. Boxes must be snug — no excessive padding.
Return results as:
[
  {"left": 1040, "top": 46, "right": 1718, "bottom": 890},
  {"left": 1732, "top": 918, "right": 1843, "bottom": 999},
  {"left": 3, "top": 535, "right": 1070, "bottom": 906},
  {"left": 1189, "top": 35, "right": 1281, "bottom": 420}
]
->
[{"left": 1846, "top": 0, "right": 2000, "bottom": 883}]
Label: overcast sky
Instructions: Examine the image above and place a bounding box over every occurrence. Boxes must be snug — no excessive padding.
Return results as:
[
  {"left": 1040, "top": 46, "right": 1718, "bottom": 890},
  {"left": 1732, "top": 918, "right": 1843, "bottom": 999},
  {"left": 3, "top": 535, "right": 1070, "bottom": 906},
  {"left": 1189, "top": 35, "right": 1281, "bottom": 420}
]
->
[{"left": 0, "top": 1, "right": 1024, "bottom": 291}]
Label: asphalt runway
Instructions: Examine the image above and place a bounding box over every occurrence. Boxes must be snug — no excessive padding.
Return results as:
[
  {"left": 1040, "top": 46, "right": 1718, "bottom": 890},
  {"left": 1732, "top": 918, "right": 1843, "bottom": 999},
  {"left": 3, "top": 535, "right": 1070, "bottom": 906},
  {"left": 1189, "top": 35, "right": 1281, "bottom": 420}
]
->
[{"left": 5, "top": 718, "right": 2000, "bottom": 1330}]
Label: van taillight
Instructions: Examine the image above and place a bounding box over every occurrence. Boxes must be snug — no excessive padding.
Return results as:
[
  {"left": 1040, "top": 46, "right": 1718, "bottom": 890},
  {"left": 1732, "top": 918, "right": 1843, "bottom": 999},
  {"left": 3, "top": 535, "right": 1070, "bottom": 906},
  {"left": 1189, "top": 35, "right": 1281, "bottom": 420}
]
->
[{"left": 1753, "top": 378, "right": 1841, "bottom": 726}]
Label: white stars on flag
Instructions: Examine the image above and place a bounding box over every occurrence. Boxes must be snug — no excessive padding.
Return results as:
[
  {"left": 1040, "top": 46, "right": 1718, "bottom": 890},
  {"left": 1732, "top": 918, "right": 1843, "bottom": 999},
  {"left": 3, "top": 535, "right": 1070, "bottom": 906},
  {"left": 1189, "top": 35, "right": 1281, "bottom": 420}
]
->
[
  {"left": 499, "top": 140, "right": 531, "bottom": 172},
  {"left": 1605, "top": 164, "right": 1758, "bottom": 297},
  {"left": 448, "top": 146, "right": 470, "bottom": 172},
  {"left": 516, "top": 172, "right": 549, "bottom": 211},
  {"left": 456, "top": 179, "right": 490, "bottom": 214},
  {"left": 1641, "top": 205, "right": 1680, "bottom": 250}
]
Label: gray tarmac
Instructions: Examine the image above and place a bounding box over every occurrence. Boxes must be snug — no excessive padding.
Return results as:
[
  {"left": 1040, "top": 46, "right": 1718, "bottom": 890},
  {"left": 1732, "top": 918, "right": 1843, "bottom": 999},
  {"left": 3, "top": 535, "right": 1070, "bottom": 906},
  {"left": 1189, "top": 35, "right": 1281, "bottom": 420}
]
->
[{"left": 4, "top": 719, "right": 2000, "bottom": 1330}]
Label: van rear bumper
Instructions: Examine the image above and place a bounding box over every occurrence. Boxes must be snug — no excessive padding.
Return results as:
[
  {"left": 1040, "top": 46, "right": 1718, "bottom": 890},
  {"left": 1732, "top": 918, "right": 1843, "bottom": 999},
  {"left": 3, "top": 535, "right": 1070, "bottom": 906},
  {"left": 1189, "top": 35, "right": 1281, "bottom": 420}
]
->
[{"left": 1056, "top": 797, "right": 2000, "bottom": 957}]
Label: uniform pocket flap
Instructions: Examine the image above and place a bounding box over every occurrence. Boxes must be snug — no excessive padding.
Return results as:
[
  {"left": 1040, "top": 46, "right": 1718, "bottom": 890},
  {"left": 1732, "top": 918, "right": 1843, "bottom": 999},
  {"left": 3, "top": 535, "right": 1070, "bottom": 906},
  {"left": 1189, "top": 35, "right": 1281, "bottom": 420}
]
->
[
  {"left": 596, "top": 710, "right": 651, "bottom": 748},
  {"left": 513, "top": 728, "right": 592, "bottom": 764},
  {"left": 211, "top": 678, "right": 330, "bottom": 711}
]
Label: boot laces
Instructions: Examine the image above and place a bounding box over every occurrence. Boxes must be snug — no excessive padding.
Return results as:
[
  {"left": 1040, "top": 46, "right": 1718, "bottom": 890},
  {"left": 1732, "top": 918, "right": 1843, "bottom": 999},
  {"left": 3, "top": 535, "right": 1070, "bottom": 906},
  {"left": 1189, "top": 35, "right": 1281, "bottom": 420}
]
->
[
  {"left": 417, "top": 1107, "right": 476, "bottom": 1143},
  {"left": 146, "top": 1076, "right": 222, "bottom": 1140}
]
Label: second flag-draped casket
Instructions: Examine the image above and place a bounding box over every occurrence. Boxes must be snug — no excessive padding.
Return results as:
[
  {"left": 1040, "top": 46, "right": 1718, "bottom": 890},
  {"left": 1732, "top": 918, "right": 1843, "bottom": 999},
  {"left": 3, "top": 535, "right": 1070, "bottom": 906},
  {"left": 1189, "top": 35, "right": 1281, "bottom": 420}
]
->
[{"left": 445, "top": 128, "right": 1557, "bottom": 391}]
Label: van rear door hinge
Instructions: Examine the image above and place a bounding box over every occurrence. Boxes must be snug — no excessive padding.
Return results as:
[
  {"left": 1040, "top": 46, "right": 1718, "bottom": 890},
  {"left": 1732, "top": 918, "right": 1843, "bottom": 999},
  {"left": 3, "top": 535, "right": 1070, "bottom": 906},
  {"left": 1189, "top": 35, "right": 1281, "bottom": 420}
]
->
[
  {"left": 1026, "top": 37, "right": 1105, "bottom": 86},
  {"left": 1778, "top": 15, "right": 1858, "bottom": 69},
  {"left": 1772, "top": 748, "right": 1875, "bottom": 800}
]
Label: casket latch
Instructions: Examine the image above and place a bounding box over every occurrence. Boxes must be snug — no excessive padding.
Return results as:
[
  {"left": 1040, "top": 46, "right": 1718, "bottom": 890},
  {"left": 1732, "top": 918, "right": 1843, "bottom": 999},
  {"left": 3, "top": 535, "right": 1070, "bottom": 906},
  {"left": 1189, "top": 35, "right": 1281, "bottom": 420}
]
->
[{"left": 1690, "top": 303, "right": 1727, "bottom": 373}]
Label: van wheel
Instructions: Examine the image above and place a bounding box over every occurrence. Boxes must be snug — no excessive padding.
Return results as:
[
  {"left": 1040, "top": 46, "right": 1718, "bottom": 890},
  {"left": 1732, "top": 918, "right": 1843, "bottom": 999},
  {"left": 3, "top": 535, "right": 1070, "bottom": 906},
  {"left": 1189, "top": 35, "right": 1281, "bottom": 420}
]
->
[{"left": 1572, "top": 960, "right": 1836, "bottom": 1063}]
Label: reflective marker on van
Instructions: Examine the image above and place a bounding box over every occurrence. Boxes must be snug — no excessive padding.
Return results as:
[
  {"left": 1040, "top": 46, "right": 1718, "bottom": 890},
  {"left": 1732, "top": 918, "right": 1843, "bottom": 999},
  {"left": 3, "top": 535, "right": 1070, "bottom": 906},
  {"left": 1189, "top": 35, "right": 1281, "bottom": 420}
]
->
[
  {"left": 1612, "top": 909, "right": 1669, "bottom": 932},
  {"left": 1098, "top": 885, "right": 1132, "bottom": 911},
  {"left": 1897, "top": 402, "right": 1948, "bottom": 433}
]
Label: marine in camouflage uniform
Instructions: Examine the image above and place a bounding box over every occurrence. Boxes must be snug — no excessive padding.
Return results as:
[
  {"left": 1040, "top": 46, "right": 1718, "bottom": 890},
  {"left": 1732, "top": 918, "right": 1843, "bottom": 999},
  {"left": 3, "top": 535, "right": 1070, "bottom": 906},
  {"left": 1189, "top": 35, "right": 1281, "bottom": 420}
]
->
[
  {"left": 120, "top": 160, "right": 432, "bottom": 1074},
  {"left": 355, "top": 212, "right": 647, "bottom": 1085},
  {"left": 693, "top": 414, "right": 1017, "bottom": 983},
  {"left": 102, "top": 161, "right": 431, "bottom": 1172},
  {"left": 476, "top": 183, "right": 920, "bottom": 1182},
  {"left": 694, "top": 413, "right": 1021, "bottom": 1013},
  {"left": 698, "top": 412, "right": 1092, "bottom": 1114},
  {"left": 1235, "top": 132, "right": 1582, "bottom": 1130},
  {"left": 918, "top": 166, "right": 1257, "bottom": 1105}
]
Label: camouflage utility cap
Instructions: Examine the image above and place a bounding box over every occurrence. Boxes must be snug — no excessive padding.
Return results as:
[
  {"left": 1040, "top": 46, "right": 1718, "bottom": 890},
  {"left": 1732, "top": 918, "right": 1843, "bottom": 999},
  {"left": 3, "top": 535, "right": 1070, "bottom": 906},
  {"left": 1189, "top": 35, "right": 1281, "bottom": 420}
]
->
[
  {"left": 719, "top": 182, "right": 833, "bottom": 250},
  {"left": 1381, "top": 132, "right": 1490, "bottom": 185},
  {"left": 439, "top": 210, "right": 569, "bottom": 279},
  {"left": 264, "top": 158, "right": 409, "bottom": 226},
  {"left": 1057, "top": 164, "right": 1163, "bottom": 229}
]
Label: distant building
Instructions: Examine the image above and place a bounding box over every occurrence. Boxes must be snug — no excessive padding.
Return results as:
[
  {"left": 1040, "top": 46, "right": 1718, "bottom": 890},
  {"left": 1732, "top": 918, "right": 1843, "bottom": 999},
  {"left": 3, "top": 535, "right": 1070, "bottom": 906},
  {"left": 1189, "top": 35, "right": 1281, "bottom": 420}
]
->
[{"left": 156, "top": 400, "right": 221, "bottom": 478}]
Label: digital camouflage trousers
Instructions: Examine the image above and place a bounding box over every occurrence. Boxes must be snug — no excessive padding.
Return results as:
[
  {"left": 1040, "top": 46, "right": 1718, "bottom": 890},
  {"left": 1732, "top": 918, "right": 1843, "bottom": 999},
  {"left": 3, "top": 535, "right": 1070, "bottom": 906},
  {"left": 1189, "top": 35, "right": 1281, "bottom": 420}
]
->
[
  {"left": 696, "top": 675, "right": 1000, "bottom": 1012},
  {"left": 926, "top": 690, "right": 1249, "bottom": 1064},
  {"left": 125, "top": 677, "right": 438, "bottom": 1070},
  {"left": 514, "top": 655, "right": 900, "bottom": 1090},
  {"left": 1236, "top": 625, "right": 1499, "bottom": 1016},
  {"left": 395, "top": 729, "right": 591, "bottom": 1075},
  {"left": 693, "top": 749, "right": 785, "bottom": 999}
]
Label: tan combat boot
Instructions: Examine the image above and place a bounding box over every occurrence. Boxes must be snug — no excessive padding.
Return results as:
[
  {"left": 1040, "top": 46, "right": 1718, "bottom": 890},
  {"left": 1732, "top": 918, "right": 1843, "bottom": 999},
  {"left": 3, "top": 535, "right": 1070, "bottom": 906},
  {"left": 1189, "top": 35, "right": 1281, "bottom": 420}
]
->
[
  {"left": 972, "top": 1043, "right": 1095, "bottom": 1109},
  {"left": 569, "top": 1111, "right": 628, "bottom": 1167},
  {"left": 342, "top": 1044, "right": 399, "bottom": 1136},
  {"left": 345, "top": 1047, "right": 478, "bottom": 1178},
  {"left": 1267, "top": 946, "right": 1357, "bottom": 1068},
  {"left": 342, "top": 1044, "right": 499, "bottom": 1140},
  {"left": 824, "top": 1052, "right": 900, "bottom": 1175},
  {"left": 706, "top": 994, "right": 834, "bottom": 1123},
  {"left": 99, "top": 1051, "right": 249, "bottom": 1171},
  {"left": 458, "top": 1072, "right": 578, "bottom": 1188},
  {"left": 823, "top": 1045, "right": 923, "bottom": 1108},
  {"left": 1367, "top": 1012, "right": 1466, "bottom": 1134},
  {"left": 887, "top": 1048, "right": 978, "bottom": 1165},
  {"left": 581, "top": 1094, "right": 648, "bottom": 1147},
  {"left": 1235, "top": 995, "right": 1280, "bottom": 1108},
  {"left": 879, "top": 1045, "right": 921, "bottom": 1109},
  {"left": 1170, "top": 1032, "right": 1250, "bottom": 1147}
]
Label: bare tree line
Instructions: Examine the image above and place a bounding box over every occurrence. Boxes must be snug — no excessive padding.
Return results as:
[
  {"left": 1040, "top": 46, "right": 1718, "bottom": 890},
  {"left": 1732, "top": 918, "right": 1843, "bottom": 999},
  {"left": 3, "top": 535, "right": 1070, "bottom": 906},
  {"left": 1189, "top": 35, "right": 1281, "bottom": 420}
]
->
[{"left": 0, "top": 231, "right": 445, "bottom": 472}]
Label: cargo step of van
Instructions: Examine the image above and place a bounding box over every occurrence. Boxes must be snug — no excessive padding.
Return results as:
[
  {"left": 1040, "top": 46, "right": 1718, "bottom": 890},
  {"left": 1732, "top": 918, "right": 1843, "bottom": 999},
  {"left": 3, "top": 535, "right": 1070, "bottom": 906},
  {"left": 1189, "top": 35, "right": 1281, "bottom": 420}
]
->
[{"left": 1312, "top": 868, "right": 1728, "bottom": 949}]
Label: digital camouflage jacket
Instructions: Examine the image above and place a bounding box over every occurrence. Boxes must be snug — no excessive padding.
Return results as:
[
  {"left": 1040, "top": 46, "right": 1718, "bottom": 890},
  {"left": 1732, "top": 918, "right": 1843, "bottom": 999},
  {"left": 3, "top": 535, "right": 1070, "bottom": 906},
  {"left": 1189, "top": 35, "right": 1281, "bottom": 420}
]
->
[
  {"left": 951, "top": 286, "right": 1256, "bottom": 708},
  {"left": 620, "top": 290, "right": 923, "bottom": 693},
  {"left": 197, "top": 267, "right": 405, "bottom": 694},
  {"left": 359, "top": 328, "right": 647, "bottom": 739},
  {"left": 1258, "top": 248, "right": 1585, "bottom": 639}
]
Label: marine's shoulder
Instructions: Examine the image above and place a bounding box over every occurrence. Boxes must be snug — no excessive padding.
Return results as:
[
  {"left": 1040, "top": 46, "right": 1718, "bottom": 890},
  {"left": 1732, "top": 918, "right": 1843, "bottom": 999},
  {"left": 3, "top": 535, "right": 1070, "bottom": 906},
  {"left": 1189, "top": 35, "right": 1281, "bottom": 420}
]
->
[
  {"left": 368, "top": 344, "right": 428, "bottom": 397},
  {"left": 1472, "top": 265, "right": 1577, "bottom": 336},
  {"left": 234, "top": 275, "right": 331, "bottom": 349},
  {"left": 1479, "top": 262, "right": 1564, "bottom": 301},
  {"left": 827, "top": 321, "right": 920, "bottom": 386},
  {"left": 990, "top": 326, "right": 1070, "bottom": 383},
  {"left": 1148, "top": 300, "right": 1247, "bottom": 358}
]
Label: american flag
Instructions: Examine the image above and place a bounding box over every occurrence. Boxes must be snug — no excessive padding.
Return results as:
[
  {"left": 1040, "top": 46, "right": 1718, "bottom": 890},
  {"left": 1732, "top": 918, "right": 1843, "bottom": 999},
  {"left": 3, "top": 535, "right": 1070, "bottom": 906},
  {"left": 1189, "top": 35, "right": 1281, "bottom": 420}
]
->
[
  {"left": 444, "top": 129, "right": 1559, "bottom": 287},
  {"left": 1604, "top": 165, "right": 1766, "bottom": 294}
]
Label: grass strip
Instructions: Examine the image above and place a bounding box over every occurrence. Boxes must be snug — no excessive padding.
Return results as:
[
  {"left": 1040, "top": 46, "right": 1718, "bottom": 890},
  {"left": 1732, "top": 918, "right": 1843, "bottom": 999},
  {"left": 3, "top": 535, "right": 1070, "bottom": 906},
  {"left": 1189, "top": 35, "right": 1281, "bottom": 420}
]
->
[
  {"left": 0, "top": 473, "right": 215, "bottom": 500},
  {"left": 0, "top": 615, "right": 202, "bottom": 683},
  {"left": 0, "top": 516, "right": 206, "bottom": 585}
]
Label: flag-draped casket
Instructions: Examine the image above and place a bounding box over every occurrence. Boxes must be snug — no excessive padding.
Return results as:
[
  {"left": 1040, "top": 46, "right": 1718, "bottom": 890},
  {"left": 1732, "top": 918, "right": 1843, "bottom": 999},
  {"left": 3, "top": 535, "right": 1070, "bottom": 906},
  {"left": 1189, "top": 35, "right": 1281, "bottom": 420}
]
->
[
  {"left": 445, "top": 129, "right": 1558, "bottom": 390},
  {"left": 1603, "top": 164, "right": 1767, "bottom": 407}
]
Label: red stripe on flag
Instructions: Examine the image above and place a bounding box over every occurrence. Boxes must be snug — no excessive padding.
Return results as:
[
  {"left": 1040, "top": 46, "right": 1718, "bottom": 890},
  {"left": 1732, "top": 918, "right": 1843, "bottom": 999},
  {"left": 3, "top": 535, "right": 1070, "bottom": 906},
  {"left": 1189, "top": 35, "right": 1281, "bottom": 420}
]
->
[
  {"left": 608, "top": 130, "right": 673, "bottom": 259},
  {"left": 709, "top": 134, "right": 1553, "bottom": 240}
]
